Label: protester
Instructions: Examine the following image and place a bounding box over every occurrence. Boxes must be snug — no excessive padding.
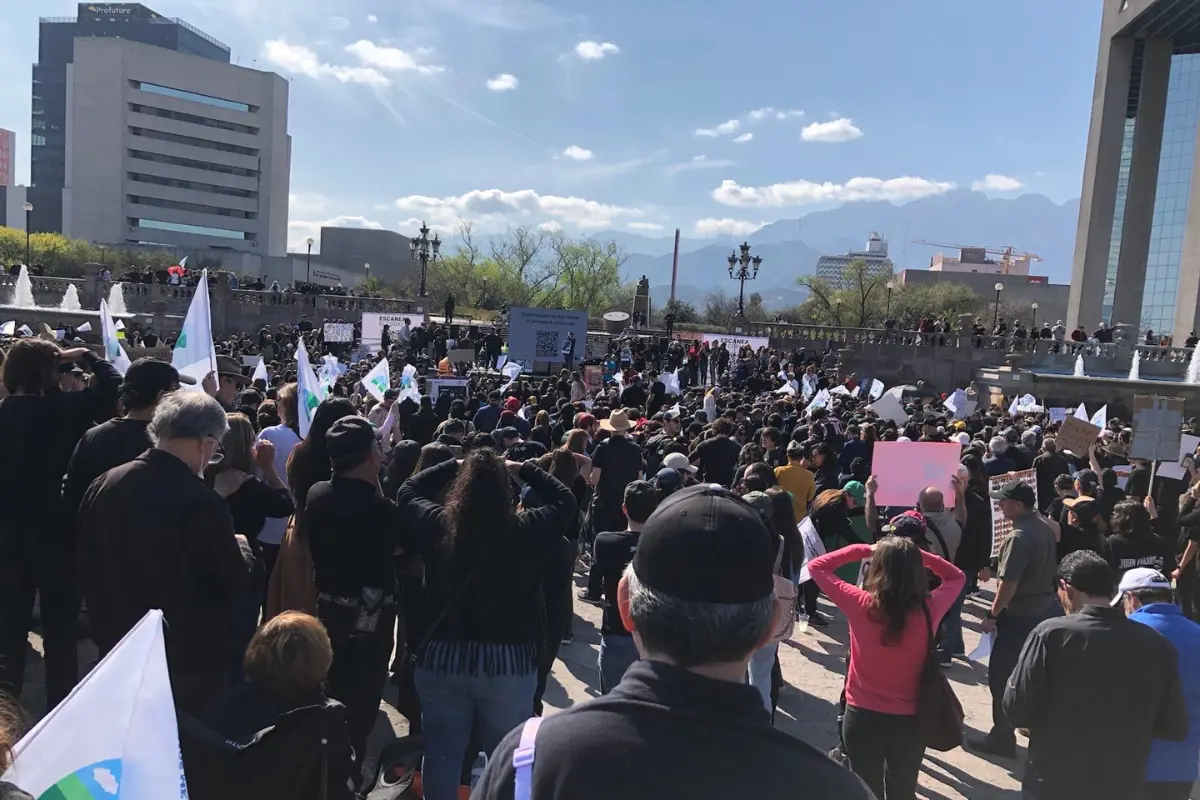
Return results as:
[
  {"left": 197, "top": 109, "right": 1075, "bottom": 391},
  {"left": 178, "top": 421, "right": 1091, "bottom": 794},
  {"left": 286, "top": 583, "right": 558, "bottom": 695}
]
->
[
  {"left": 254, "top": 383, "right": 302, "bottom": 585},
  {"left": 1004, "top": 551, "right": 1187, "bottom": 800}
]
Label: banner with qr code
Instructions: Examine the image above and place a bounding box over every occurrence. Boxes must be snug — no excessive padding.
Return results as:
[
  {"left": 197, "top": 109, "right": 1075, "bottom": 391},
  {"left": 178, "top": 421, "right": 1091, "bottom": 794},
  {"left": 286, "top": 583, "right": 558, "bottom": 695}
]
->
[
  {"left": 507, "top": 307, "right": 589, "bottom": 365},
  {"left": 988, "top": 468, "right": 1038, "bottom": 558}
]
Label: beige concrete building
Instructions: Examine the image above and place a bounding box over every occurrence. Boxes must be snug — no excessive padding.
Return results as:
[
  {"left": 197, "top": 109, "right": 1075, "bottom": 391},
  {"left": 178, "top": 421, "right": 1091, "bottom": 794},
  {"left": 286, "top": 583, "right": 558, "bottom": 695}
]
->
[{"left": 1070, "top": 0, "right": 1200, "bottom": 340}]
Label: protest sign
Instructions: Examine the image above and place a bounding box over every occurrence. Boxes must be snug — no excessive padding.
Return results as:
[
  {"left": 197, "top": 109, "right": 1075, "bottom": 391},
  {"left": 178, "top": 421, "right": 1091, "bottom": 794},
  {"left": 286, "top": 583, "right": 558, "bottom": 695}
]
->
[
  {"left": 1130, "top": 395, "right": 1185, "bottom": 462},
  {"left": 1048, "top": 407, "right": 1067, "bottom": 423},
  {"left": 507, "top": 307, "right": 588, "bottom": 364},
  {"left": 871, "top": 441, "right": 963, "bottom": 508},
  {"left": 2, "top": 610, "right": 185, "bottom": 799},
  {"left": 868, "top": 386, "right": 909, "bottom": 425},
  {"left": 796, "top": 517, "right": 827, "bottom": 584},
  {"left": 989, "top": 469, "right": 1038, "bottom": 558},
  {"left": 1054, "top": 416, "right": 1102, "bottom": 457},
  {"left": 322, "top": 322, "right": 355, "bottom": 343},
  {"left": 1113, "top": 464, "right": 1132, "bottom": 490},
  {"left": 700, "top": 333, "right": 770, "bottom": 352},
  {"left": 428, "top": 377, "right": 470, "bottom": 403},
  {"left": 1155, "top": 433, "right": 1200, "bottom": 481},
  {"left": 583, "top": 365, "right": 604, "bottom": 393}
]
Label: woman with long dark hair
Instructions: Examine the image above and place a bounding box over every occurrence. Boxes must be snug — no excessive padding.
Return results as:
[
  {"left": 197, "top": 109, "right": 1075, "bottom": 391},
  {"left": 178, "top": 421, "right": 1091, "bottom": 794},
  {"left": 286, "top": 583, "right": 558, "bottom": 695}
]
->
[
  {"left": 396, "top": 449, "right": 576, "bottom": 800},
  {"left": 808, "top": 536, "right": 964, "bottom": 800},
  {"left": 1106, "top": 499, "right": 1176, "bottom": 580},
  {"left": 285, "top": 397, "right": 356, "bottom": 523}
]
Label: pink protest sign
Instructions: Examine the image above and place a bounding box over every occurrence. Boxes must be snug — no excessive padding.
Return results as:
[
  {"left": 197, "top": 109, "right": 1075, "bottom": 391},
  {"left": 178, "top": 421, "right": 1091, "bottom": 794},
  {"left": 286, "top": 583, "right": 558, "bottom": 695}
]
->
[{"left": 871, "top": 442, "right": 963, "bottom": 508}]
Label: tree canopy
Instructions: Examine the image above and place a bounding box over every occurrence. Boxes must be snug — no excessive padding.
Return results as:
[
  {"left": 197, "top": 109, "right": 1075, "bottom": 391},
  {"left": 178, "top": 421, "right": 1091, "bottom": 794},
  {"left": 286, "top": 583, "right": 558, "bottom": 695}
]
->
[{"left": 793, "top": 259, "right": 985, "bottom": 328}]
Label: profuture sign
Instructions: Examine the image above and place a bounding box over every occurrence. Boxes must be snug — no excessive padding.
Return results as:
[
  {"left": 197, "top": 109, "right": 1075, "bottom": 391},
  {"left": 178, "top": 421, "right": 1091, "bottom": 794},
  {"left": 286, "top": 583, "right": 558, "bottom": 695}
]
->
[{"left": 78, "top": 4, "right": 159, "bottom": 20}]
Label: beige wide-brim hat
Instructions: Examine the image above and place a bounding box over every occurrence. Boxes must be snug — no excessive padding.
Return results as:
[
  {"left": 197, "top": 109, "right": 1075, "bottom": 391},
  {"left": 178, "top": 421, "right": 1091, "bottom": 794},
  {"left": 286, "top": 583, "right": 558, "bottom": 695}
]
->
[{"left": 600, "top": 409, "right": 634, "bottom": 432}]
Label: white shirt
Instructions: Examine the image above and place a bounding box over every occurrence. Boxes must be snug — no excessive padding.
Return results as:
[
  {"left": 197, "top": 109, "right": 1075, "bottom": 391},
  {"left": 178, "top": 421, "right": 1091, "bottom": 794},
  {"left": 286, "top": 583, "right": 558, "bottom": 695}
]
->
[
  {"left": 255, "top": 424, "right": 302, "bottom": 545},
  {"left": 398, "top": 323, "right": 411, "bottom": 343}
]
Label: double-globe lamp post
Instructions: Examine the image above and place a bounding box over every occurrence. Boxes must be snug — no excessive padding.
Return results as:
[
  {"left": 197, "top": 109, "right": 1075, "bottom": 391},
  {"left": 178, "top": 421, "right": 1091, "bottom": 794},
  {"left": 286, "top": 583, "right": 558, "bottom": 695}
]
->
[
  {"left": 727, "top": 241, "right": 762, "bottom": 318},
  {"left": 22, "top": 201, "right": 33, "bottom": 266},
  {"left": 409, "top": 222, "right": 440, "bottom": 298}
]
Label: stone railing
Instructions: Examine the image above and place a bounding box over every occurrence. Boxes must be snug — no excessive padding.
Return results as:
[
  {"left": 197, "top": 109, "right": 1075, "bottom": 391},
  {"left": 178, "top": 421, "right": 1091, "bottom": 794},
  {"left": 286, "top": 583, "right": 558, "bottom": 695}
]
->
[{"left": 1133, "top": 343, "right": 1197, "bottom": 363}]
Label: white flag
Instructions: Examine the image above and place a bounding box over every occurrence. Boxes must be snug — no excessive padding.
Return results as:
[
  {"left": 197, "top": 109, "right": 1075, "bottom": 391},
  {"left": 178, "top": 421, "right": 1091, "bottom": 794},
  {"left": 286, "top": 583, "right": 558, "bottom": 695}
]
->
[
  {"left": 361, "top": 357, "right": 391, "bottom": 403},
  {"left": 1, "top": 321, "right": 15, "bottom": 336},
  {"left": 396, "top": 364, "right": 420, "bottom": 404},
  {"left": 76, "top": 321, "right": 92, "bottom": 333},
  {"left": 171, "top": 269, "right": 216, "bottom": 389},
  {"left": 944, "top": 388, "right": 966, "bottom": 418},
  {"left": 1008, "top": 395, "right": 1020, "bottom": 416},
  {"left": 805, "top": 388, "right": 831, "bottom": 417},
  {"left": 296, "top": 337, "right": 327, "bottom": 439},
  {"left": 829, "top": 385, "right": 851, "bottom": 396},
  {"left": 251, "top": 357, "right": 269, "bottom": 385},
  {"left": 502, "top": 360, "right": 523, "bottom": 392},
  {"left": 662, "top": 369, "right": 681, "bottom": 396},
  {"left": 868, "top": 378, "right": 885, "bottom": 401},
  {"left": 496, "top": 355, "right": 508, "bottom": 371},
  {"left": 1, "top": 610, "right": 185, "bottom": 799},
  {"left": 868, "top": 386, "right": 910, "bottom": 425},
  {"left": 99, "top": 299, "right": 132, "bottom": 376},
  {"left": 1090, "top": 404, "right": 1108, "bottom": 429},
  {"left": 17, "top": 324, "right": 32, "bottom": 337},
  {"left": 1074, "top": 403, "right": 1089, "bottom": 421}
]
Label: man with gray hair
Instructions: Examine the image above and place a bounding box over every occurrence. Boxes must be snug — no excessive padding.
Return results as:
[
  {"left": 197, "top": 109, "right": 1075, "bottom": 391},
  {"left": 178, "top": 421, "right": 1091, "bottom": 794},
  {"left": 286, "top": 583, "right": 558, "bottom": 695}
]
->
[
  {"left": 984, "top": 434, "right": 1016, "bottom": 476},
  {"left": 474, "top": 484, "right": 872, "bottom": 800},
  {"left": 78, "top": 391, "right": 254, "bottom": 714}
]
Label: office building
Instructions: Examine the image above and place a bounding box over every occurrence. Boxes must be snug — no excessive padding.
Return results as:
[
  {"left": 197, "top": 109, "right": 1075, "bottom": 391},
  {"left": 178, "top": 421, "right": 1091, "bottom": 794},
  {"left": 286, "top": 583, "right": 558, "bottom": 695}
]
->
[
  {"left": 815, "top": 232, "right": 894, "bottom": 288},
  {"left": 0, "top": 129, "right": 14, "bottom": 187},
  {"left": 64, "top": 36, "right": 291, "bottom": 258},
  {"left": 900, "top": 270, "right": 1069, "bottom": 329},
  {"left": 30, "top": 3, "right": 232, "bottom": 233},
  {"left": 927, "top": 246, "right": 1034, "bottom": 276},
  {"left": 0, "top": 186, "right": 31, "bottom": 232},
  {"left": 1070, "top": 0, "right": 1200, "bottom": 340}
]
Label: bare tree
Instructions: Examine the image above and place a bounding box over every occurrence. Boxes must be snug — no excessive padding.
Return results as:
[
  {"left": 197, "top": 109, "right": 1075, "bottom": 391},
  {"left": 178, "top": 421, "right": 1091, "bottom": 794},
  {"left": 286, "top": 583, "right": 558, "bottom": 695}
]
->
[{"left": 703, "top": 290, "right": 739, "bottom": 329}]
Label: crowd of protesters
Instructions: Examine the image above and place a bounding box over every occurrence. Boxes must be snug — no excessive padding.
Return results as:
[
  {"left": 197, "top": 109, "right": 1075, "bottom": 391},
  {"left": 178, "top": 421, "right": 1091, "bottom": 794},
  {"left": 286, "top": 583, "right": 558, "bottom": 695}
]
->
[{"left": 1, "top": 312, "right": 1200, "bottom": 800}]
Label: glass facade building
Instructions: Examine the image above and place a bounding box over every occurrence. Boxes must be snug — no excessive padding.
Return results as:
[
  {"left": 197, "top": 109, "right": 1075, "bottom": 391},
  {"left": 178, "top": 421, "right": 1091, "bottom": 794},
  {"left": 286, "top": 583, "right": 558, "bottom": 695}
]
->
[{"left": 29, "top": 3, "right": 229, "bottom": 233}]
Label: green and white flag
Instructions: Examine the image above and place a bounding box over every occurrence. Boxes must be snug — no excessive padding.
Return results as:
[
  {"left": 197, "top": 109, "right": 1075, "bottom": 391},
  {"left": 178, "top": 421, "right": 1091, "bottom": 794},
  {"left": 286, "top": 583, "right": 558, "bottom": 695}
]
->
[
  {"left": 171, "top": 269, "right": 216, "bottom": 389},
  {"left": 296, "top": 337, "right": 327, "bottom": 438},
  {"left": 99, "top": 299, "right": 132, "bottom": 376},
  {"left": 361, "top": 357, "right": 391, "bottom": 403}
]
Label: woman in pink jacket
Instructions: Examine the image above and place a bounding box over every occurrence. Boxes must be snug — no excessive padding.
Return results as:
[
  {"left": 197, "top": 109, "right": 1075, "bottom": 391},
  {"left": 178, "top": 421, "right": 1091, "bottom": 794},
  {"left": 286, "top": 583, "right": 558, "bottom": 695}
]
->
[{"left": 808, "top": 535, "right": 965, "bottom": 800}]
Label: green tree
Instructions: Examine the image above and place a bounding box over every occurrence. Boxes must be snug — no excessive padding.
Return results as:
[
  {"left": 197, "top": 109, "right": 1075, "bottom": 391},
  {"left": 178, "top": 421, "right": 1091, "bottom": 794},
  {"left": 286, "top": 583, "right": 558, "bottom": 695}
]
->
[
  {"left": 891, "top": 282, "right": 984, "bottom": 328},
  {"left": 541, "top": 233, "right": 627, "bottom": 315},
  {"left": 796, "top": 259, "right": 890, "bottom": 328},
  {"left": 703, "top": 290, "right": 739, "bottom": 329},
  {"left": 655, "top": 298, "right": 698, "bottom": 325}
]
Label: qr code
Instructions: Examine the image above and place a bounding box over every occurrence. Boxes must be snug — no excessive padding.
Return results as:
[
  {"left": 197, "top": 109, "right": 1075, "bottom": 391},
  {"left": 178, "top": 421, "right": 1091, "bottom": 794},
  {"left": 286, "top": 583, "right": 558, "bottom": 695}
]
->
[{"left": 535, "top": 329, "right": 558, "bottom": 358}]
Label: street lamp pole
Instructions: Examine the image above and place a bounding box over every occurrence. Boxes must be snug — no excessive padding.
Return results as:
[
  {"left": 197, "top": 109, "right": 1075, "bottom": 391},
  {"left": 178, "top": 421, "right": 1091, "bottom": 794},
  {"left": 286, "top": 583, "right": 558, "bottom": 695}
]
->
[
  {"left": 22, "top": 201, "right": 33, "bottom": 266},
  {"left": 409, "top": 222, "right": 440, "bottom": 298},
  {"left": 885, "top": 280, "right": 895, "bottom": 319},
  {"left": 726, "top": 241, "right": 762, "bottom": 318},
  {"left": 305, "top": 237, "right": 314, "bottom": 283},
  {"left": 993, "top": 282, "right": 1004, "bottom": 331}
]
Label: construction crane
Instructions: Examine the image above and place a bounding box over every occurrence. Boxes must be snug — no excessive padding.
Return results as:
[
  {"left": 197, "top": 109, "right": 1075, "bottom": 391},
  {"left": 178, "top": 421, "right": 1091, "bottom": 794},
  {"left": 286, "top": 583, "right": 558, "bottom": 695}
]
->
[{"left": 910, "top": 240, "right": 1043, "bottom": 274}]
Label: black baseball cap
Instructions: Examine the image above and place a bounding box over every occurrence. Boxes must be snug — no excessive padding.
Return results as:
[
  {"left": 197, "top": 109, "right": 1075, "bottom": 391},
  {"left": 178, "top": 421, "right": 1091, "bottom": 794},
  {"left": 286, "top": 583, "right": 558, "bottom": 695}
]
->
[
  {"left": 989, "top": 480, "right": 1036, "bottom": 506},
  {"left": 497, "top": 426, "right": 522, "bottom": 441},
  {"left": 632, "top": 484, "right": 776, "bottom": 604},
  {"left": 326, "top": 417, "right": 377, "bottom": 469},
  {"left": 123, "top": 357, "right": 196, "bottom": 393}
]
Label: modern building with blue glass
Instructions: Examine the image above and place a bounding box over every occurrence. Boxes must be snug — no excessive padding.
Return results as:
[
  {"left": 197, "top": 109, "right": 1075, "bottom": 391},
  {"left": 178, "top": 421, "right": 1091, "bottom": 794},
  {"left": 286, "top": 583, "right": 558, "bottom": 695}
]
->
[
  {"left": 1070, "top": 0, "right": 1200, "bottom": 341},
  {"left": 29, "top": 3, "right": 290, "bottom": 261}
]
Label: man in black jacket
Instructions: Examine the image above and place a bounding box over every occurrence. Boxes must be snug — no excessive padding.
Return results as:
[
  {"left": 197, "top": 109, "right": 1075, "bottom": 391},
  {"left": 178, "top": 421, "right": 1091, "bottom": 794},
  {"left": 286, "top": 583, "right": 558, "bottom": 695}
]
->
[
  {"left": 474, "top": 485, "right": 873, "bottom": 800},
  {"left": 0, "top": 340, "right": 120, "bottom": 711},
  {"left": 78, "top": 391, "right": 254, "bottom": 715}
]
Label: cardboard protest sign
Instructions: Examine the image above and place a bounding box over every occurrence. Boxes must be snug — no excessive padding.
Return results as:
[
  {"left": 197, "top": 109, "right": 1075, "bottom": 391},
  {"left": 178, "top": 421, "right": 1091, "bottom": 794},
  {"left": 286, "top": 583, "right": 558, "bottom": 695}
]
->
[
  {"left": 871, "top": 442, "right": 963, "bottom": 508},
  {"left": 989, "top": 469, "right": 1038, "bottom": 558},
  {"left": 796, "top": 517, "right": 827, "bottom": 584},
  {"left": 1130, "top": 395, "right": 1185, "bottom": 462},
  {"left": 1054, "top": 416, "right": 1101, "bottom": 457},
  {"left": 1156, "top": 434, "right": 1200, "bottom": 481},
  {"left": 583, "top": 365, "right": 604, "bottom": 393}
]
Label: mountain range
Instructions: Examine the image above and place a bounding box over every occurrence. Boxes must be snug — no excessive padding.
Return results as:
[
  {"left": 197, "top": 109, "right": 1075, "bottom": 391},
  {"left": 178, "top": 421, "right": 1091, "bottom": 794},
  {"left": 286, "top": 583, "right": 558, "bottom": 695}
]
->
[{"left": 596, "top": 190, "right": 1082, "bottom": 310}]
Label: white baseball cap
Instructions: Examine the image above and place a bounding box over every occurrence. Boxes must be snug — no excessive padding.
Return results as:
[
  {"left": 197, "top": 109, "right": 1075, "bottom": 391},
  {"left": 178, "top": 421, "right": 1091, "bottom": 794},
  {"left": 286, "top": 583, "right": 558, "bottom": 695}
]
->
[
  {"left": 663, "top": 452, "right": 698, "bottom": 474},
  {"left": 1111, "top": 567, "right": 1173, "bottom": 606}
]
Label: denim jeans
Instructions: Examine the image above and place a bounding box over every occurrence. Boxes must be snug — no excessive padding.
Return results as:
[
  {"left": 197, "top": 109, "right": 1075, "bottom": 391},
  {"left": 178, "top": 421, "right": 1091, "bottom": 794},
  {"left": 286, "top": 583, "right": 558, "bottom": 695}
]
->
[
  {"left": 598, "top": 634, "right": 639, "bottom": 694},
  {"left": 747, "top": 641, "right": 779, "bottom": 715},
  {"left": 415, "top": 659, "right": 537, "bottom": 800},
  {"left": 936, "top": 578, "right": 970, "bottom": 658}
]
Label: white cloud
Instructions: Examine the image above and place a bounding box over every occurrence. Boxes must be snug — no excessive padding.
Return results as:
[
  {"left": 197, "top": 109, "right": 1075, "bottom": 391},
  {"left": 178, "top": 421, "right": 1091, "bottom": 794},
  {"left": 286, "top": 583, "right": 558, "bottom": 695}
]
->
[
  {"left": 628, "top": 222, "right": 666, "bottom": 232},
  {"left": 801, "top": 118, "right": 863, "bottom": 143},
  {"left": 733, "top": 132, "right": 753, "bottom": 143},
  {"left": 393, "top": 188, "right": 643, "bottom": 231},
  {"left": 539, "top": 220, "right": 564, "bottom": 232},
  {"left": 345, "top": 40, "right": 445, "bottom": 75},
  {"left": 288, "top": 214, "right": 384, "bottom": 251},
  {"left": 367, "top": 14, "right": 378, "bottom": 22},
  {"left": 711, "top": 176, "right": 955, "bottom": 208},
  {"left": 575, "top": 41, "right": 620, "bottom": 60},
  {"left": 695, "top": 119, "right": 741, "bottom": 138},
  {"left": 262, "top": 40, "right": 390, "bottom": 87},
  {"left": 693, "top": 218, "right": 765, "bottom": 237},
  {"left": 747, "top": 107, "right": 775, "bottom": 121},
  {"left": 562, "top": 145, "right": 594, "bottom": 161},
  {"left": 486, "top": 73, "right": 519, "bottom": 91},
  {"left": 92, "top": 767, "right": 119, "bottom": 795},
  {"left": 664, "top": 154, "right": 735, "bottom": 176},
  {"left": 776, "top": 109, "right": 804, "bottom": 119},
  {"left": 972, "top": 173, "right": 1024, "bottom": 192}
]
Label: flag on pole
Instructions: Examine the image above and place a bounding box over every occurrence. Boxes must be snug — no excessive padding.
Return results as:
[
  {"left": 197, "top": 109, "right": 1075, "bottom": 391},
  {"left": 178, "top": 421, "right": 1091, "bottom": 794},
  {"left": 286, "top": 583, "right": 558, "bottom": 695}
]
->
[
  {"left": 1090, "top": 404, "right": 1108, "bottom": 429},
  {"left": 501, "top": 360, "right": 523, "bottom": 392},
  {"left": 1, "top": 610, "right": 185, "bottom": 799},
  {"left": 1, "top": 321, "right": 15, "bottom": 336},
  {"left": 171, "top": 269, "right": 216, "bottom": 389},
  {"left": 396, "top": 364, "right": 420, "bottom": 404},
  {"left": 1074, "top": 403, "right": 1089, "bottom": 420},
  {"left": 295, "top": 337, "right": 327, "bottom": 439},
  {"left": 868, "top": 379, "right": 885, "bottom": 401},
  {"left": 99, "top": 299, "right": 132, "bottom": 376},
  {"left": 75, "top": 321, "right": 92, "bottom": 333},
  {"left": 361, "top": 357, "right": 391, "bottom": 403},
  {"left": 251, "top": 357, "right": 268, "bottom": 385}
]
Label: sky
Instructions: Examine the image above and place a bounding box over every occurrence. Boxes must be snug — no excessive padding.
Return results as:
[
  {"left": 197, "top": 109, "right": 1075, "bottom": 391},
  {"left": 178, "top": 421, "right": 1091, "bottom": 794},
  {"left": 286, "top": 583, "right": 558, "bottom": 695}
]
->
[{"left": 0, "top": 0, "right": 1103, "bottom": 251}]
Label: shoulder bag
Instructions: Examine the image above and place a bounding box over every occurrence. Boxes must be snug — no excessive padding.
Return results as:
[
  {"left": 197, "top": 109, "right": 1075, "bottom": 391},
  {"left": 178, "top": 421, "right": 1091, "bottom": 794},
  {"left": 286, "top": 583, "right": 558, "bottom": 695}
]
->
[
  {"left": 769, "top": 539, "right": 798, "bottom": 643},
  {"left": 917, "top": 602, "right": 964, "bottom": 751}
]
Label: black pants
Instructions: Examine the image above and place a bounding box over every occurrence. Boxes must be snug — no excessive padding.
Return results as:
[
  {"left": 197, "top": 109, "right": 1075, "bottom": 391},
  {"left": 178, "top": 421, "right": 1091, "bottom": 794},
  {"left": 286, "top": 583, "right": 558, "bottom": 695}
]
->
[
  {"left": 842, "top": 704, "right": 924, "bottom": 800},
  {"left": 987, "top": 612, "right": 1045, "bottom": 746},
  {"left": 1145, "top": 781, "right": 1193, "bottom": 800},
  {"left": 0, "top": 535, "right": 78, "bottom": 712},
  {"left": 803, "top": 580, "right": 821, "bottom": 616},
  {"left": 321, "top": 606, "right": 396, "bottom": 767},
  {"left": 534, "top": 537, "right": 575, "bottom": 714}
]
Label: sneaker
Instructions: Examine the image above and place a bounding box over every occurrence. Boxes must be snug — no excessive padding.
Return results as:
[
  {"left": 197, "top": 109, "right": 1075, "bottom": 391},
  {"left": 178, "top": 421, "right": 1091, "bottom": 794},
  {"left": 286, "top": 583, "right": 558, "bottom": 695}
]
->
[
  {"left": 826, "top": 745, "right": 848, "bottom": 765},
  {"left": 966, "top": 735, "right": 1016, "bottom": 759},
  {"left": 577, "top": 589, "right": 602, "bottom": 606},
  {"left": 808, "top": 611, "right": 832, "bottom": 629}
]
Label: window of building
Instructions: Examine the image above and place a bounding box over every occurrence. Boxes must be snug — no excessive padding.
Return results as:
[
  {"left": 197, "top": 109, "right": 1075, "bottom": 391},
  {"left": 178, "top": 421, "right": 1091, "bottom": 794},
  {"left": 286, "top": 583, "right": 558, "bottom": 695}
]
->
[
  {"left": 127, "top": 194, "right": 256, "bottom": 219},
  {"left": 132, "top": 218, "right": 253, "bottom": 240},
  {"left": 127, "top": 103, "right": 260, "bottom": 135},
  {"left": 128, "top": 126, "right": 259, "bottom": 157},
  {"left": 127, "top": 172, "right": 257, "bottom": 199},
  {"left": 131, "top": 81, "right": 254, "bottom": 113},
  {"left": 31, "top": 135, "right": 46, "bottom": 146},
  {"left": 128, "top": 149, "right": 259, "bottom": 178}
]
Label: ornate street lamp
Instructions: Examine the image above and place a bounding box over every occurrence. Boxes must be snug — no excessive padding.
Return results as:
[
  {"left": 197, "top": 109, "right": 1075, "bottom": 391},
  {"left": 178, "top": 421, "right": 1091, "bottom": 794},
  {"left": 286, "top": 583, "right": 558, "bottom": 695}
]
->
[
  {"left": 409, "top": 222, "right": 440, "bottom": 298},
  {"left": 727, "top": 241, "right": 762, "bottom": 318},
  {"left": 305, "top": 237, "right": 314, "bottom": 283},
  {"left": 22, "top": 201, "right": 33, "bottom": 266},
  {"left": 993, "top": 282, "right": 1004, "bottom": 330},
  {"left": 885, "top": 279, "right": 895, "bottom": 319}
]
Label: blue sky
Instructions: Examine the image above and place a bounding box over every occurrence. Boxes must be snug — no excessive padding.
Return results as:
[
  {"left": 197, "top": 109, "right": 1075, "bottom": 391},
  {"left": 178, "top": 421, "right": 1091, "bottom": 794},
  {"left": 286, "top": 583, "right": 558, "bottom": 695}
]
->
[{"left": 0, "top": 0, "right": 1102, "bottom": 250}]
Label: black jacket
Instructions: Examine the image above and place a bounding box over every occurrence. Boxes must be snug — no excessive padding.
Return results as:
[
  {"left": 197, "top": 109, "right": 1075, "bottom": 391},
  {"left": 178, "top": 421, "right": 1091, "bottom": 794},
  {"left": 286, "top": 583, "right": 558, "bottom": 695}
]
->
[
  {"left": 77, "top": 449, "right": 254, "bottom": 675},
  {"left": 62, "top": 418, "right": 152, "bottom": 521},
  {"left": 474, "top": 660, "right": 873, "bottom": 800},
  {"left": 1004, "top": 605, "right": 1188, "bottom": 800}
]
